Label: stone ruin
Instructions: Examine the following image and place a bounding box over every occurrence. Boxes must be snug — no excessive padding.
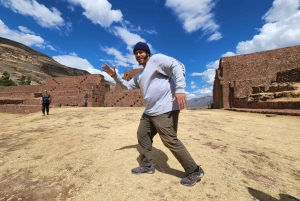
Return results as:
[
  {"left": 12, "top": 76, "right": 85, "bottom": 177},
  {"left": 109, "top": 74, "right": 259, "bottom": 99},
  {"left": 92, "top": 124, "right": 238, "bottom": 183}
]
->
[
  {"left": 104, "top": 68, "right": 144, "bottom": 107},
  {"left": 213, "top": 45, "right": 300, "bottom": 110},
  {"left": 0, "top": 69, "right": 144, "bottom": 114}
]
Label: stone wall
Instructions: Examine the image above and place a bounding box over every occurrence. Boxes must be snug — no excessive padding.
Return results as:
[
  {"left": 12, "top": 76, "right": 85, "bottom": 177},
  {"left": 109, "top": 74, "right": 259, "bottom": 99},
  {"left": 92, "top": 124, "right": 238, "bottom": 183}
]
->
[
  {"left": 277, "top": 67, "right": 300, "bottom": 83},
  {"left": 0, "top": 68, "right": 146, "bottom": 113},
  {"left": 45, "top": 75, "right": 108, "bottom": 107},
  {"left": 213, "top": 45, "right": 300, "bottom": 109},
  {"left": 0, "top": 74, "right": 109, "bottom": 113},
  {"left": 104, "top": 68, "right": 144, "bottom": 107}
]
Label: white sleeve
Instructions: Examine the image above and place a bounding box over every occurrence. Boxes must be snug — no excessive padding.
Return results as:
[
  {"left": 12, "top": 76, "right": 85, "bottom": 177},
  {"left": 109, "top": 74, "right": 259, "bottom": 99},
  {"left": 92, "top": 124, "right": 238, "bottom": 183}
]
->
[
  {"left": 112, "top": 73, "right": 140, "bottom": 90},
  {"left": 153, "top": 54, "right": 186, "bottom": 93}
]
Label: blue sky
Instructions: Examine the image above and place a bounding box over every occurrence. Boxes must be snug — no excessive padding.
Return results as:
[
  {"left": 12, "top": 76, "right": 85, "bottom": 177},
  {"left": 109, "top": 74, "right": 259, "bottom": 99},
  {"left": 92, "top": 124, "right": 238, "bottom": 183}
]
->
[{"left": 1, "top": 0, "right": 300, "bottom": 99}]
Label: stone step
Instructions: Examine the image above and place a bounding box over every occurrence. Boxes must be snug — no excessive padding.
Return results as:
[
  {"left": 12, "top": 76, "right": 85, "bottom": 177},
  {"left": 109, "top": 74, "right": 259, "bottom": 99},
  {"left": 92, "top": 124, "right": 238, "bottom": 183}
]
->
[
  {"left": 248, "top": 91, "right": 300, "bottom": 102},
  {"left": 252, "top": 82, "right": 299, "bottom": 94}
]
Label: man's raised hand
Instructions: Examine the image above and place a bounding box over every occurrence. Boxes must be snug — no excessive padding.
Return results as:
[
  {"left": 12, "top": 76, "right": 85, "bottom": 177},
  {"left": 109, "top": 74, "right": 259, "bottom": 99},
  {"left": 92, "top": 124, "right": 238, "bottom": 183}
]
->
[{"left": 101, "top": 64, "right": 116, "bottom": 77}]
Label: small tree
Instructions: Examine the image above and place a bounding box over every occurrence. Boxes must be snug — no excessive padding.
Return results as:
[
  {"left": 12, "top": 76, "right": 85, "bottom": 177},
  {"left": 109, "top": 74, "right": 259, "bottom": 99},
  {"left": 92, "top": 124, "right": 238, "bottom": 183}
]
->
[
  {"left": 0, "top": 71, "right": 16, "bottom": 86},
  {"left": 19, "top": 75, "right": 31, "bottom": 85},
  {"left": 25, "top": 76, "right": 31, "bottom": 85},
  {"left": 19, "top": 75, "right": 26, "bottom": 85}
]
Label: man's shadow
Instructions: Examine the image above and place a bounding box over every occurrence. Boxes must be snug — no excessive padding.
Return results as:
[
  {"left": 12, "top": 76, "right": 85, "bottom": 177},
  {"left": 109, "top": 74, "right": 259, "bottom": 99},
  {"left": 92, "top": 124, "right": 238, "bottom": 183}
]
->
[
  {"left": 114, "top": 144, "right": 186, "bottom": 178},
  {"left": 248, "top": 187, "right": 300, "bottom": 201}
]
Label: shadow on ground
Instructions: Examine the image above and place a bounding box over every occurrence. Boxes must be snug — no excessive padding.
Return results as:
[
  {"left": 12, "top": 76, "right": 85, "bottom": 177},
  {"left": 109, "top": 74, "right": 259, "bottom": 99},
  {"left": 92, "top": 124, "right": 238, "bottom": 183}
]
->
[
  {"left": 115, "top": 144, "right": 186, "bottom": 178},
  {"left": 248, "top": 187, "right": 300, "bottom": 201}
]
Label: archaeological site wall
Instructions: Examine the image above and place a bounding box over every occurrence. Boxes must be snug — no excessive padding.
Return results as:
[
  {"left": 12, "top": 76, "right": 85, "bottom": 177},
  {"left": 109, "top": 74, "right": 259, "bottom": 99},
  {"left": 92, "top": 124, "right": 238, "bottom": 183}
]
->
[
  {"left": 0, "top": 74, "right": 109, "bottom": 113},
  {"left": 213, "top": 45, "right": 300, "bottom": 109},
  {"left": 0, "top": 68, "right": 146, "bottom": 114},
  {"left": 104, "top": 68, "right": 144, "bottom": 107}
]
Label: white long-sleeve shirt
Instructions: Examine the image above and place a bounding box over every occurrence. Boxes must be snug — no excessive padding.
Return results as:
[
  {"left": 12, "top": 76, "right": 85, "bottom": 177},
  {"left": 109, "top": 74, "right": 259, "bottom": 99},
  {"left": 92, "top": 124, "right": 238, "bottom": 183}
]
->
[{"left": 112, "top": 53, "right": 186, "bottom": 116}]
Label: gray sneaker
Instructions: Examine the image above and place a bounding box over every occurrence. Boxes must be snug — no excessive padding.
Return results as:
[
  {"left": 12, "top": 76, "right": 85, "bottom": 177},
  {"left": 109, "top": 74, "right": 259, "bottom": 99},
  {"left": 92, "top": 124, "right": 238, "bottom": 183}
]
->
[
  {"left": 131, "top": 165, "right": 155, "bottom": 174},
  {"left": 181, "top": 166, "right": 204, "bottom": 186}
]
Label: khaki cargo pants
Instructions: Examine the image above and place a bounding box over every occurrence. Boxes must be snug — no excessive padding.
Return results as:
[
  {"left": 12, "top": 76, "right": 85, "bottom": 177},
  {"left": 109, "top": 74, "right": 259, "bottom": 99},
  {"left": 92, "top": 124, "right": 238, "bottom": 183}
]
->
[{"left": 137, "top": 110, "right": 197, "bottom": 174}]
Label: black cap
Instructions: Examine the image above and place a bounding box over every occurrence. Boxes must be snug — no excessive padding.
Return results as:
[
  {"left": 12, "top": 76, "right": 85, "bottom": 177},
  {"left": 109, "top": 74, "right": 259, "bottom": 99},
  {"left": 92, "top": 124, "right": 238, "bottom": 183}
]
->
[{"left": 133, "top": 42, "right": 151, "bottom": 55}]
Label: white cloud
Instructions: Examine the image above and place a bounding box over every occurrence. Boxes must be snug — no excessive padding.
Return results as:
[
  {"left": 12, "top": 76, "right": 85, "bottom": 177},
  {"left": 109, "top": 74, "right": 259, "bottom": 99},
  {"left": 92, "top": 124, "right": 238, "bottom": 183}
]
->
[
  {"left": 186, "top": 92, "right": 196, "bottom": 100},
  {"left": 194, "top": 85, "right": 213, "bottom": 97},
  {"left": 102, "top": 26, "right": 155, "bottom": 69},
  {"left": 18, "top": 26, "right": 34, "bottom": 34},
  {"left": 101, "top": 46, "right": 133, "bottom": 67},
  {"left": 190, "top": 51, "right": 231, "bottom": 84},
  {"left": 113, "top": 26, "right": 146, "bottom": 52},
  {"left": 207, "top": 31, "right": 222, "bottom": 42},
  {"left": 222, "top": 51, "right": 236, "bottom": 57},
  {"left": 61, "top": 1, "right": 151, "bottom": 69},
  {"left": 68, "top": 5, "right": 75, "bottom": 12},
  {"left": 67, "top": 0, "right": 123, "bottom": 27},
  {"left": 191, "top": 52, "right": 235, "bottom": 90},
  {"left": 122, "top": 23, "right": 157, "bottom": 36},
  {"left": 236, "top": 0, "right": 300, "bottom": 54},
  {"left": 144, "top": 29, "right": 158, "bottom": 35},
  {"left": 52, "top": 53, "right": 114, "bottom": 83},
  {"left": 187, "top": 85, "right": 213, "bottom": 99},
  {"left": 46, "top": 45, "right": 56, "bottom": 51},
  {"left": 1, "top": 0, "right": 65, "bottom": 29},
  {"left": 190, "top": 81, "right": 197, "bottom": 89},
  {"left": 0, "top": 20, "right": 58, "bottom": 51},
  {"left": 191, "top": 69, "right": 215, "bottom": 85},
  {"left": 112, "top": 26, "right": 155, "bottom": 54},
  {"left": 165, "top": 0, "right": 222, "bottom": 41},
  {"left": 0, "top": 19, "right": 44, "bottom": 46}
]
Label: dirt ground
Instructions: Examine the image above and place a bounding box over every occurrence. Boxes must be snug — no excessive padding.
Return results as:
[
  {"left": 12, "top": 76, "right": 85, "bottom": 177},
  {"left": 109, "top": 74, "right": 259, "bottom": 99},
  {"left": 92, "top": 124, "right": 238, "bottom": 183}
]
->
[{"left": 0, "top": 107, "right": 299, "bottom": 201}]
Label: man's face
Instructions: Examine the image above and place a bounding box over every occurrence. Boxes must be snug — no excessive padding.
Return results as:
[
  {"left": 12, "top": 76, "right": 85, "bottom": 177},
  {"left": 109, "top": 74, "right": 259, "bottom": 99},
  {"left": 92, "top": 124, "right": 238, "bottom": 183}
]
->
[
  {"left": 134, "top": 50, "right": 149, "bottom": 66},
  {"left": 44, "top": 90, "right": 47, "bottom": 94}
]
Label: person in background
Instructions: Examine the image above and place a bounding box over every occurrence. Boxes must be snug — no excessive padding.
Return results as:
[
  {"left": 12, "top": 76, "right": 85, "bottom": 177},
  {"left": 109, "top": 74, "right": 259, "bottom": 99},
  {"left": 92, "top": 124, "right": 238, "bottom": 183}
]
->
[
  {"left": 101, "top": 42, "right": 204, "bottom": 186},
  {"left": 41, "top": 90, "right": 51, "bottom": 115},
  {"left": 84, "top": 97, "right": 88, "bottom": 107}
]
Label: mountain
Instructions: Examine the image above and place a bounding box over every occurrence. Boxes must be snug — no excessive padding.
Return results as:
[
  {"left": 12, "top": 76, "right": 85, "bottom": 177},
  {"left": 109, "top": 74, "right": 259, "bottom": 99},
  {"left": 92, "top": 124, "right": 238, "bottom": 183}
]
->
[
  {"left": 188, "top": 96, "right": 213, "bottom": 107},
  {"left": 0, "top": 37, "right": 90, "bottom": 85}
]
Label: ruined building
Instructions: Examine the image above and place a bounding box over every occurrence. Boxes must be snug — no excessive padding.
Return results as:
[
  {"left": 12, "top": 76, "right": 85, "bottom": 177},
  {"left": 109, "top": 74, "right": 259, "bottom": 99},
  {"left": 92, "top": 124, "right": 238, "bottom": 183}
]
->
[
  {"left": 0, "top": 74, "right": 109, "bottom": 113},
  {"left": 105, "top": 68, "right": 144, "bottom": 107},
  {"left": 0, "top": 69, "right": 144, "bottom": 114},
  {"left": 213, "top": 45, "right": 300, "bottom": 110}
]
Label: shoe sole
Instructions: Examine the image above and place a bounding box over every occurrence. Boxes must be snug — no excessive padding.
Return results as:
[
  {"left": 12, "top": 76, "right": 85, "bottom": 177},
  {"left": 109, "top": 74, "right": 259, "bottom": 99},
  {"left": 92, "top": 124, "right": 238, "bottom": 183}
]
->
[
  {"left": 131, "top": 170, "right": 155, "bottom": 174},
  {"left": 181, "top": 173, "right": 204, "bottom": 187}
]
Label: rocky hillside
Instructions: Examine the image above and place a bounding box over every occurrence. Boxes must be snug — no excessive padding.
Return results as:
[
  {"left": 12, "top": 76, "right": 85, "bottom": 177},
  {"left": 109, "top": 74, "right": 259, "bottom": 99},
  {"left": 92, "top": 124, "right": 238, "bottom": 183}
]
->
[{"left": 0, "top": 37, "right": 90, "bottom": 85}]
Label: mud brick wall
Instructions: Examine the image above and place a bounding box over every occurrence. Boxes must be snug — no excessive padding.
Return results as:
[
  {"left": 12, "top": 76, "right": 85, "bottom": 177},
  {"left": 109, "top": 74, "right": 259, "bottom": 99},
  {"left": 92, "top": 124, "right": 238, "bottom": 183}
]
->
[
  {"left": 213, "top": 45, "right": 300, "bottom": 109},
  {"left": 0, "top": 99, "right": 24, "bottom": 104},
  {"left": 0, "top": 74, "right": 108, "bottom": 113},
  {"left": 0, "top": 85, "right": 43, "bottom": 94},
  {"left": 105, "top": 90, "right": 144, "bottom": 107},
  {"left": 104, "top": 68, "right": 144, "bottom": 107},
  {"left": 45, "top": 74, "right": 108, "bottom": 107}
]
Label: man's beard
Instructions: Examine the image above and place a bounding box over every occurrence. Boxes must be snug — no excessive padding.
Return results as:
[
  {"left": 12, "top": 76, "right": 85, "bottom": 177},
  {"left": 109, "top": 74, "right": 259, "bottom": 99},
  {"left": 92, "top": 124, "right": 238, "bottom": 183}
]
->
[
  {"left": 139, "top": 54, "right": 149, "bottom": 65},
  {"left": 144, "top": 54, "right": 149, "bottom": 61}
]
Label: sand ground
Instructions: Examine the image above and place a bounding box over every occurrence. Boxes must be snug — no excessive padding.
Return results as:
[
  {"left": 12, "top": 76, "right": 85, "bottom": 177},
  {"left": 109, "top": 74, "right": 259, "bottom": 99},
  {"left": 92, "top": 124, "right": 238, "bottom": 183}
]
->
[{"left": 0, "top": 107, "right": 299, "bottom": 201}]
